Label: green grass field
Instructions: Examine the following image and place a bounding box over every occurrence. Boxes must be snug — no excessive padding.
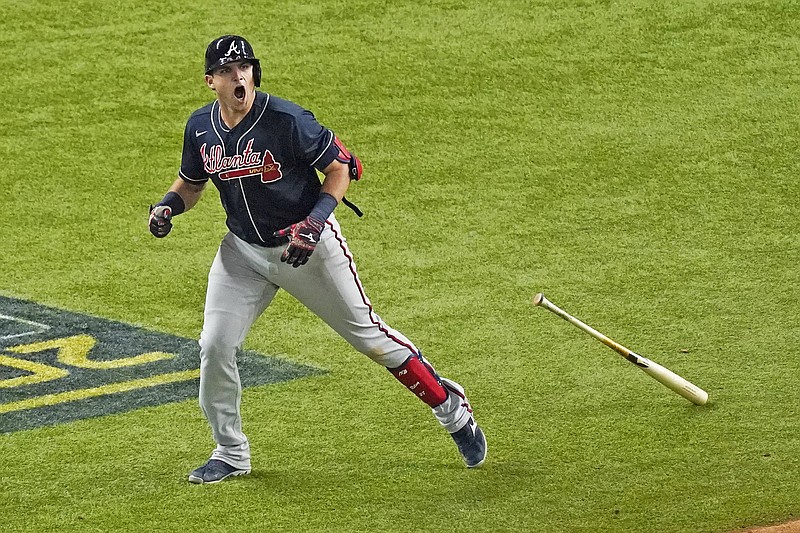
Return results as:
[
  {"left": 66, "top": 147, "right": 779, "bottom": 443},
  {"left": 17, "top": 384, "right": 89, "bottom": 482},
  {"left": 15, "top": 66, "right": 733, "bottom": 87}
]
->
[{"left": 1, "top": 0, "right": 799, "bottom": 531}]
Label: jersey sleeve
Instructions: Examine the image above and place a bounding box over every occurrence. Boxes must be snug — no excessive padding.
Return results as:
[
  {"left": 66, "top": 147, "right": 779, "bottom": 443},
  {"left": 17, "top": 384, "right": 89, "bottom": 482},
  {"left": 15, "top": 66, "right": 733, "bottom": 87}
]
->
[
  {"left": 178, "top": 120, "right": 209, "bottom": 183},
  {"left": 293, "top": 110, "right": 339, "bottom": 171}
]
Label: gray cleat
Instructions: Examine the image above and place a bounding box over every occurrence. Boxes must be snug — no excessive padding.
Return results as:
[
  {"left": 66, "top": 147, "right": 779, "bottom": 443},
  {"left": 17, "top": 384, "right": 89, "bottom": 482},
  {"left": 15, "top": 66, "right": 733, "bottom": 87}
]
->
[
  {"left": 450, "top": 416, "right": 487, "bottom": 468},
  {"left": 188, "top": 459, "right": 251, "bottom": 484}
]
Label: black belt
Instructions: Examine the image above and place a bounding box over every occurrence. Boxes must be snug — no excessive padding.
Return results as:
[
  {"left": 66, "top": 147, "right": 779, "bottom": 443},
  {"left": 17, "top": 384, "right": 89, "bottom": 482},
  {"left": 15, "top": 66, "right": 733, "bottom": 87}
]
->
[{"left": 254, "top": 235, "right": 289, "bottom": 248}]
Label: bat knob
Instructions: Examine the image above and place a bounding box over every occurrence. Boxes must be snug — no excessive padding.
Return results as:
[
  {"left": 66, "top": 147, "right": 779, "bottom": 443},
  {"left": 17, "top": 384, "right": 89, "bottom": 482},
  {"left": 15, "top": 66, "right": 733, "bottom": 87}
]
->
[{"left": 532, "top": 293, "right": 545, "bottom": 306}]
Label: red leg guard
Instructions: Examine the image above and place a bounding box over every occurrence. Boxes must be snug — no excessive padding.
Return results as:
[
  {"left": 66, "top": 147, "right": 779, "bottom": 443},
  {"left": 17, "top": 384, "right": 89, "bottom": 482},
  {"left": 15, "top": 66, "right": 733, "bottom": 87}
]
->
[{"left": 389, "top": 354, "right": 448, "bottom": 408}]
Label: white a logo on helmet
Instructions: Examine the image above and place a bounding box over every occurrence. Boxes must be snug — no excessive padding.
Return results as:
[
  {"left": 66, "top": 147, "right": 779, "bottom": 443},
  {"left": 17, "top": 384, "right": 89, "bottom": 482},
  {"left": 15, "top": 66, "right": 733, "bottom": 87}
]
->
[{"left": 225, "top": 41, "right": 241, "bottom": 57}]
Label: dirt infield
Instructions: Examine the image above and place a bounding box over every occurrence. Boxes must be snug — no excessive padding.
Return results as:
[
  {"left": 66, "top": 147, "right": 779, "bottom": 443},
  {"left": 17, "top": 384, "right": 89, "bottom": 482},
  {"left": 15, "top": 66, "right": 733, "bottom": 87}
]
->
[{"left": 738, "top": 519, "right": 800, "bottom": 533}]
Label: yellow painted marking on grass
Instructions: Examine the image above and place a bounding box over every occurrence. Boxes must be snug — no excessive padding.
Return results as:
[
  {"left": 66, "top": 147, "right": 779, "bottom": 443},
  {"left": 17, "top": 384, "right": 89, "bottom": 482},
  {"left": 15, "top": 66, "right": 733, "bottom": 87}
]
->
[
  {"left": 0, "top": 369, "right": 200, "bottom": 414},
  {"left": 6, "top": 335, "right": 175, "bottom": 369},
  {"left": 0, "top": 355, "right": 69, "bottom": 388}
]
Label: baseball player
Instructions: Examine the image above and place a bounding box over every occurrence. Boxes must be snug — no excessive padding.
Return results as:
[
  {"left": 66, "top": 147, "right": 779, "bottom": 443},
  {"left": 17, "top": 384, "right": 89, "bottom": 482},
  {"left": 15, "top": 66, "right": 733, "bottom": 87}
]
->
[{"left": 149, "top": 35, "right": 487, "bottom": 484}]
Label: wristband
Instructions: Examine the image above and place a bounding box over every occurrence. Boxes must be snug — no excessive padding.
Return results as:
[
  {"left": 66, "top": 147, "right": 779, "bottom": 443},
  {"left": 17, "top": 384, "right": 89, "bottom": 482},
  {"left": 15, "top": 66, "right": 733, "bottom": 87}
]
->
[
  {"left": 309, "top": 192, "right": 338, "bottom": 222},
  {"left": 157, "top": 191, "right": 185, "bottom": 216}
]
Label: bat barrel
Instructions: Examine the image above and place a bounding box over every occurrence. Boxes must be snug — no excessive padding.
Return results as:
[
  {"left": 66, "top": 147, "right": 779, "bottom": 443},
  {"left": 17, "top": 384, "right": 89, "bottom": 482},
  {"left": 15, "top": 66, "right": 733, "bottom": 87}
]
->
[{"left": 636, "top": 355, "right": 709, "bottom": 405}]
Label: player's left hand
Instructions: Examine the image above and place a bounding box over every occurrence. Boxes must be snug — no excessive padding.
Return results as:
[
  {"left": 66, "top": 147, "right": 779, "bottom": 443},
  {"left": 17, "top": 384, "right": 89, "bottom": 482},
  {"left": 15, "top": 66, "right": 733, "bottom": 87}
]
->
[{"left": 273, "top": 216, "right": 325, "bottom": 267}]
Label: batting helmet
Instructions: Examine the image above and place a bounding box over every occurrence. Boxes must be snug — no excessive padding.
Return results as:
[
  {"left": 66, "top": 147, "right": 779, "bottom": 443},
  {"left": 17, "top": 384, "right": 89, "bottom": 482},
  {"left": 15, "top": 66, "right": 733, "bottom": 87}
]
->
[{"left": 205, "top": 35, "right": 262, "bottom": 87}]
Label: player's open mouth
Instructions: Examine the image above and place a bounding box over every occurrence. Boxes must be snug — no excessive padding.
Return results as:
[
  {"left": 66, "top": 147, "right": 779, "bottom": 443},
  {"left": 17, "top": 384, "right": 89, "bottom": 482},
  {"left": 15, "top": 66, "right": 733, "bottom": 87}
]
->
[{"left": 234, "top": 86, "right": 246, "bottom": 102}]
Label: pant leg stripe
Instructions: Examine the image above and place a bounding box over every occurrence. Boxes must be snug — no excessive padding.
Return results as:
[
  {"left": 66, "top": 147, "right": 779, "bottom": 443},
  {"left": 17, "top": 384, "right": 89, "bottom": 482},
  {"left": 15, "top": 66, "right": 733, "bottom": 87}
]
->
[{"left": 326, "top": 221, "right": 418, "bottom": 355}]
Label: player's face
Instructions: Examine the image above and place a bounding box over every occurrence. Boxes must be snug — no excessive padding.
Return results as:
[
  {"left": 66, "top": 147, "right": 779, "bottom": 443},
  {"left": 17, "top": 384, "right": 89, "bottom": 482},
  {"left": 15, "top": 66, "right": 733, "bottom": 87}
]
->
[{"left": 205, "top": 60, "right": 256, "bottom": 111}]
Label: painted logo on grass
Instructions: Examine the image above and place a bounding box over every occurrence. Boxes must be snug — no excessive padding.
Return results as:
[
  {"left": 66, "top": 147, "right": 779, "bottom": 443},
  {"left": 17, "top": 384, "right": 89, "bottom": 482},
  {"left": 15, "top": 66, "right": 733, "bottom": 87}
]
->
[{"left": 0, "top": 296, "right": 321, "bottom": 433}]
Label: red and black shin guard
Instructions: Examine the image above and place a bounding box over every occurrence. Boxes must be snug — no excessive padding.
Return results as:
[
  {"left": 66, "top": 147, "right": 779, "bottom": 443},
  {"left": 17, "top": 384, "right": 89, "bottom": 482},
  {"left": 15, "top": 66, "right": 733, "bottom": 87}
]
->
[{"left": 388, "top": 353, "right": 448, "bottom": 408}]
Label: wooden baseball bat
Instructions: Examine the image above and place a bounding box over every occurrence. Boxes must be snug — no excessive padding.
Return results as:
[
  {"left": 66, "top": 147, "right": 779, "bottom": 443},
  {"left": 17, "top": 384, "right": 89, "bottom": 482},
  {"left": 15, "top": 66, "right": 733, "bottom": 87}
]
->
[{"left": 532, "top": 293, "right": 708, "bottom": 406}]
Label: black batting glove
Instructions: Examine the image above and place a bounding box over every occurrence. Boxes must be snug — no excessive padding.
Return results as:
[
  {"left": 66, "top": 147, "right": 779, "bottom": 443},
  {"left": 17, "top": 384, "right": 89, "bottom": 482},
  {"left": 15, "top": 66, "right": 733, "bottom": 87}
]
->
[
  {"left": 149, "top": 205, "right": 173, "bottom": 238},
  {"left": 273, "top": 216, "right": 325, "bottom": 267}
]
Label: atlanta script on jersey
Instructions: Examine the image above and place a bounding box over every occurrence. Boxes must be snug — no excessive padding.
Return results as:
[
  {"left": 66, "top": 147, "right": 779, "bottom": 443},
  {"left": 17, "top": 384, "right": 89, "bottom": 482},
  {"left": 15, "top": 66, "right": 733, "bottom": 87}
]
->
[{"left": 179, "top": 92, "right": 342, "bottom": 246}]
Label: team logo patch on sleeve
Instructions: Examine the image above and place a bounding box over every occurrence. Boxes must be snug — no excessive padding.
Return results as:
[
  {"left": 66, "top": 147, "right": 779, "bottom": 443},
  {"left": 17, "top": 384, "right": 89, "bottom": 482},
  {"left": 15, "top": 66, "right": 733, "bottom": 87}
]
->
[{"left": 0, "top": 296, "right": 322, "bottom": 433}]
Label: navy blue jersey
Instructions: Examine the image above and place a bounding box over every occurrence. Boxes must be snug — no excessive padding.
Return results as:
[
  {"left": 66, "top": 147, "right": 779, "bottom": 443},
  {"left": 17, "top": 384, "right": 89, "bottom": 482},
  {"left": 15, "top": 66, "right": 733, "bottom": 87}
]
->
[{"left": 179, "top": 92, "right": 340, "bottom": 246}]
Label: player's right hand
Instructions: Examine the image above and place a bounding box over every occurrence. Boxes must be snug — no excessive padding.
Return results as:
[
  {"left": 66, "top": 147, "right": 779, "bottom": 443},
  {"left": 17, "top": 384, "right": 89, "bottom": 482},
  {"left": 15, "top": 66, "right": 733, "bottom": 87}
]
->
[{"left": 149, "top": 205, "right": 173, "bottom": 238}]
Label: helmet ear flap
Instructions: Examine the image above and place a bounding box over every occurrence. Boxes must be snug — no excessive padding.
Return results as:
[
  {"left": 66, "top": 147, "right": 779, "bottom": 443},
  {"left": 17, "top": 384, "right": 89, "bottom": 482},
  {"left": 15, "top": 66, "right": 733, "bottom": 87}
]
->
[{"left": 254, "top": 60, "right": 262, "bottom": 87}]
